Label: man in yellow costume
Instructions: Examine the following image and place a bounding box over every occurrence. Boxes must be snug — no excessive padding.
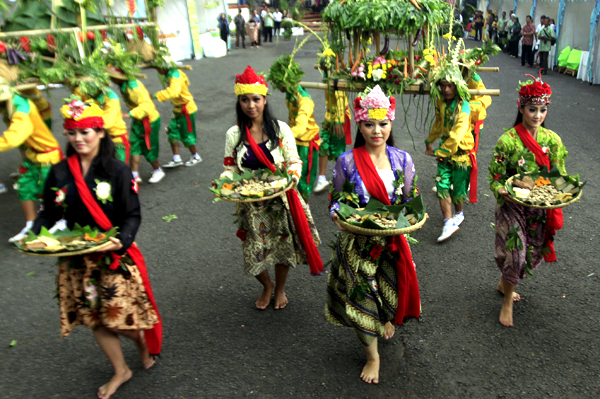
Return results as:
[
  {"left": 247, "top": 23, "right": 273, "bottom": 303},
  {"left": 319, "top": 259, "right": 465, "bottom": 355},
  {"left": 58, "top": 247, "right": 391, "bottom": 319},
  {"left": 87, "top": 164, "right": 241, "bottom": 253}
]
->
[
  {"left": 153, "top": 58, "right": 201, "bottom": 168},
  {"left": 0, "top": 81, "right": 62, "bottom": 242}
]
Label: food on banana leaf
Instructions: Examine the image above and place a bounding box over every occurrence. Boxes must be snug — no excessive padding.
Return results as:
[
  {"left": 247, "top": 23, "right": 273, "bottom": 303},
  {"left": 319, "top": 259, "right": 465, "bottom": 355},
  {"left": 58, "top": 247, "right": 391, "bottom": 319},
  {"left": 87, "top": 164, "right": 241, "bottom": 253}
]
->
[
  {"left": 508, "top": 171, "right": 584, "bottom": 206},
  {"left": 212, "top": 170, "right": 291, "bottom": 200},
  {"left": 16, "top": 225, "right": 117, "bottom": 254}
]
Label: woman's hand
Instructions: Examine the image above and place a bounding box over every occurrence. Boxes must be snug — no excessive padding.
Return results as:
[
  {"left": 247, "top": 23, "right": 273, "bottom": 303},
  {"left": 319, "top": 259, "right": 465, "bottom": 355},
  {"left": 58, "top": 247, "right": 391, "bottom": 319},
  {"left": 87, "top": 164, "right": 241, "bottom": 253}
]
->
[
  {"left": 97, "top": 237, "right": 123, "bottom": 253},
  {"left": 425, "top": 144, "right": 435, "bottom": 156},
  {"left": 332, "top": 214, "right": 348, "bottom": 232}
]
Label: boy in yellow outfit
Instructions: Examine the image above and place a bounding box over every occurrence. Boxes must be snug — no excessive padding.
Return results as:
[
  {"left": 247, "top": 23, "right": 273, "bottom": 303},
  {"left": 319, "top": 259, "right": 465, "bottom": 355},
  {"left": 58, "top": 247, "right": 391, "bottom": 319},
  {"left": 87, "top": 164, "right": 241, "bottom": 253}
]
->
[
  {"left": 109, "top": 71, "right": 164, "bottom": 184},
  {"left": 0, "top": 83, "right": 62, "bottom": 242},
  {"left": 19, "top": 87, "right": 52, "bottom": 129},
  {"left": 153, "top": 67, "right": 202, "bottom": 168}
]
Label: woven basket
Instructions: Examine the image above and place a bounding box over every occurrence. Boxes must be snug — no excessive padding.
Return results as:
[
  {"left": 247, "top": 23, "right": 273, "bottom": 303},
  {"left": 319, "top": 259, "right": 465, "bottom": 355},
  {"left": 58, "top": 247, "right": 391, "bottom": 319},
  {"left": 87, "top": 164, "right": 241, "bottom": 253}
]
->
[
  {"left": 0, "top": 59, "right": 19, "bottom": 83},
  {"left": 126, "top": 40, "right": 157, "bottom": 62},
  {"left": 505, "top": 175, "right": 582, "bottom": 209},
  {"left": 339, "top": 213, "right": 428, "bottom": 236},
  {"left": 18, "top": 241, "right": 113, "bottom": 257},
  {"left": 213, "top": 181, "right": 296, "bottom": 203}
]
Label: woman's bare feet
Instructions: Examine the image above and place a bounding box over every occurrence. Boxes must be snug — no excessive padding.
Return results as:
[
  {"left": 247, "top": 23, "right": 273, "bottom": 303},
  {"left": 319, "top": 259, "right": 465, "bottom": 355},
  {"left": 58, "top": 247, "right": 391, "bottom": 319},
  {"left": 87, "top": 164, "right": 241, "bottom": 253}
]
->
[
  {"left": 135, "top": 333, "right": 156, "bottom": 370},
  {"left": 97, "top": 368, "right": 132, "bottom": 399},
  {"left": 274, "top": 288, "right": 288, "bottom": 310},
  {"left": 256, "top": 280, "right": 273, "bottom": 310},
  {"left": 499, "top": 299, "right": 514, "bottom": 327},
  {"left": 383, "top": 322, "right": 395, "bottom": 340},
  {"left": 497, "top": 281, "right": 521, "bottom": 302},
  {"left": 361, "top": 356, "right": 380, "bottom": 384}
]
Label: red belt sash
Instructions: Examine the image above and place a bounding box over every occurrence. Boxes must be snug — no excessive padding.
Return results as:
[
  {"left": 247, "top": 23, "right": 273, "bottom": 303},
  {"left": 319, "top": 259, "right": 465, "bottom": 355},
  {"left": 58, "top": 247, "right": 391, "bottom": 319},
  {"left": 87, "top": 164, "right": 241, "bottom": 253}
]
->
[
  {"left": 121, "top": 134, "right": 131, "bottom": 164},
  {"left": 467, "top": 120, "right": 483, "bottom": 204},
  {"left": 352, "top": 146, "right": 421, "bottom": 325},
  {"left": 514, "top": 123, "right": 563, "bottom": 262},
  {"left": 30, "top": 145, "right": 64, "bottom": 160},
  {"left": 142, "top": 117, "right": 152, "bottom": 150},
  {"left": 181, "top": 104, "right": 193, "bottom": 133},
  {"left": 306, "top": 134, "right": 320, "bottom": 185},
  {"left": 245, "top": 127, "right": 323, "bottom": 275},
  {"left": 66, "top": 155, "right": 162, "bottom": 355}
]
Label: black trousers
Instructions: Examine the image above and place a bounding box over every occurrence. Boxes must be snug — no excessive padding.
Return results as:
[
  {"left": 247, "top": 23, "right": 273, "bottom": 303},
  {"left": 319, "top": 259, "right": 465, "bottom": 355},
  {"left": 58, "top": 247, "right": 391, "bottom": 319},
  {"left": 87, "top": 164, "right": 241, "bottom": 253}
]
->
[
  {"left": 540, "top": 51, "right": 549, "bottom": 72},
  {"left": 274, "top": 21, "right": 281, "bottom": 36},
  {"left": 475, "top": 23, "right": 483, "bottom": 41},
  {"left": 521, "top": 44, "right": 533, "bottom": 66},
  {"left": 509, "top": 40, "right": 519, "bottom": 57},
  {"left": 263, "top": 27, "right": 273, "bottom": 42}
]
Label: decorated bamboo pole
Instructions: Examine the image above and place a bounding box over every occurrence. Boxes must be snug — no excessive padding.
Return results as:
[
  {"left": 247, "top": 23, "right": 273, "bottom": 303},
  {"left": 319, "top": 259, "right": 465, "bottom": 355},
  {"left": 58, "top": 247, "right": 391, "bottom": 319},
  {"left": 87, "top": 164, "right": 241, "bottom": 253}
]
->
[
  {"left": 298, "top": 80, "right": 500, "bottom": 96},
  {"left": 0, "top": 22, "right": 157, "bottom": 39},
  {"left": 408, "top": 34, "right": 415, "bottom": 76},
  {"left": 138, "top": 63, "right": 192, "bottom": 71}
]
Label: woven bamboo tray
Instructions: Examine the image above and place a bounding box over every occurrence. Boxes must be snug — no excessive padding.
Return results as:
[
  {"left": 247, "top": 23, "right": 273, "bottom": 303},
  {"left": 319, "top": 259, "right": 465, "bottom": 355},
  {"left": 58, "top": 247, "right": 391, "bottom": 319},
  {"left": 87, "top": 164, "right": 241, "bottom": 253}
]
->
[
  {"left": 18, "top": 240, "right": 113, "bottom": 257},
  {"left": 213, "top": 180, "right": 296, "bottom": 203},
  {"left": 339, "top": 213, "right": 428, "bottom": 236},
  {"left": 505, "top": 175, "right": 582, "bottom": 210}
]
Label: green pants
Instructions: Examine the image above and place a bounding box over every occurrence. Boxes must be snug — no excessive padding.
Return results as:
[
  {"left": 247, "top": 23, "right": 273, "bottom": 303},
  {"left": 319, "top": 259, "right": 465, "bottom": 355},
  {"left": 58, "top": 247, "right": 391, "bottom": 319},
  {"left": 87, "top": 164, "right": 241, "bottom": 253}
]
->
[
  {"left": 297, "top": 144, "right": 319, "bottom": 199},
  {"left": 130, "top": 117, "right": 161, "bottom": 163},
  {"left": 319, "top": 120, "right": 347, "bottom": 161},
  {"left": 17, "top": 159, "right": 51, "bottom": 201},
  {"left": 44, "top": 118, "right": 52, "bottom": 130},
  {"left": 167, "top": 111, "right": 197, "bottom": 147},
  {"left": 435, "top": 160, "right": 471, "bottom": 204},
  {"left": 115, "top": 143, "right": 126, "bottom": 163}
]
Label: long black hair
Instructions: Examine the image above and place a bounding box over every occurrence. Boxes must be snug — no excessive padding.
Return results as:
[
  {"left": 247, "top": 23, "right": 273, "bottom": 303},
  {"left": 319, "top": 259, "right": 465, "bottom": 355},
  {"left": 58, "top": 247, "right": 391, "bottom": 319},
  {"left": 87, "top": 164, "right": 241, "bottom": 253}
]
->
[
  {"left": 513, "top": 106, "right": 547, "bottom": 128},
  {"left": 65, "top": 128, "right": 116, "bottom": 176},
  {"left": 353, "top": 124, "right": 395, "bottom": 148},
  {"left": 235, "top": 96, "right": 280, "bottom": 150}
]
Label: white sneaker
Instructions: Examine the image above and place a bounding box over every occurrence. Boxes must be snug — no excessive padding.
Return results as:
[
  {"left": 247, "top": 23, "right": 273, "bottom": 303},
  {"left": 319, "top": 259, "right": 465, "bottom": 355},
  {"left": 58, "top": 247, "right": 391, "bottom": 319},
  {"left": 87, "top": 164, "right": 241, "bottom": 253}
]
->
[
  {"left": 148, "top": 169, "right": 166, "bottom": 184},
  {"left": 0, "top": 183, "right": 6, "bottom": 194},
  {"left": 432, "top": 186, "right": 437, "bottom": 193},
  {"left": 185, "top": 155, "right": 202, "bottom": 167},
  {"left": 452, "top": 212, "right": 464, "bottom": 226},
  {"left": 313, "top": 177, "right": 330, "bottom": 193},
  {"left": 134, "top": 176, "right": 143, "bottom": 184},
  {"left": 8, "top": 225, "right": 31, "bottom": 243},
  {"left": 163, "top": 159, "right": 184, "bottom": 168},
  {"left": 48, "top": 219, "right": 67, "bottom": 234},
  {"left": 437, "top": 221, "right": 459, "bottom": 243}
]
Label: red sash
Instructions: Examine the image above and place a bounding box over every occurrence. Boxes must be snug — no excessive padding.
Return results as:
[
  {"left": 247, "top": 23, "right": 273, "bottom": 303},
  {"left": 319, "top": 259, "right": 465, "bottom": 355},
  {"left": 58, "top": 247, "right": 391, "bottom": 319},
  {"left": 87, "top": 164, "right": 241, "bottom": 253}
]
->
[
  {"left": 142, "top": 117, "right": 152, "bottom": 150},
  {"left": 181, "top": 104, "right": 193, "bottom": 133},
  {"left": 67, "top": 155, "right": 162, "bottom": 355},
  {"left": 467, "top": 120, "right": 483, "bottom": 203},
  {"left": 121, "top": 134, "right": 131, "bottom": 165},
  {"left": 352, "top": 146, "right": 421, "bottom": 325},
  {"left": 514, "top": 123, "right": 563, "bottom": 262},
  {"left": 244, "top": 127, "right": 323, "bottom": 275},
  {"left": 343, "top": 106, "right": 352, "bottom": 145},
  {"left": 306, "top": 134, "right": 320, "bottom": 185}
]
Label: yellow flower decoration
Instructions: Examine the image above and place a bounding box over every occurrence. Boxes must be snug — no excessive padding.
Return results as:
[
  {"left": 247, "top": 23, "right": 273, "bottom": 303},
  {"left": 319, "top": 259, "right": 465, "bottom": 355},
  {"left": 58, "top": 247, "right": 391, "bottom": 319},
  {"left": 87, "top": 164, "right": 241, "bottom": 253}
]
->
[
  {"left": 443, "top": 33, "right": 451, "bottom": 39},
  {"left": 423, "top": 48, "right": 430, "bottom": 55},
  {"left": 322, "top": 48, "right": 335, "bottom": 58},
  {"left": 367, "top": 108, "right": 388, "bottom": 120},
  {"left": 367, "top": 38, "right": 372, "bottom": 44}
]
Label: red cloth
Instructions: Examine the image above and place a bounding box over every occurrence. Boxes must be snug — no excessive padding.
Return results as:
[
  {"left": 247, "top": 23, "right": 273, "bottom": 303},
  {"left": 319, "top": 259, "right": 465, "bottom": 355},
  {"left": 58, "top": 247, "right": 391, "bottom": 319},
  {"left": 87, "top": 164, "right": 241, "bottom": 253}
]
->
[
  {"left": 514, "top": 123, "right": 563, "bottom": 262},
  {"left": 66, "top": 155, "right": 163, "bottom": 355},
  {"left": 306, "top": 135, "right": 320, "bottom": 185},
  {"left": 468, "top": 120, "right": 483, "bottom": 204},
  {"left": 64, "top": 117, "right": 104, "bottom": 130},
  {"left": 244, "top": 127, "right": 323, "bottom": 275},
  {"left": 142, "top": 117, "right": 152, "bottom": 150},
  {"left": 343, "top": 106, "right": 352, "bottom": 145},
  {"left": 351, "top": 146, "right": 421, "bottom": 325},
  {"left": 121, "top": 134, "right": 131, "bottom": 165},
  {"left": 181, "top": 104, "right": 193, "bottom": 133}
]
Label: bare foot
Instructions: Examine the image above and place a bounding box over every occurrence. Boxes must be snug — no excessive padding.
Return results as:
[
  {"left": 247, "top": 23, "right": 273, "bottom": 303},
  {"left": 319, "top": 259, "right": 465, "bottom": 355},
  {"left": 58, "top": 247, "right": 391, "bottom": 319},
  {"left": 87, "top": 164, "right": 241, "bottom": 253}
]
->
[
  {"left": 497, "top": 281, "right": 521, "bottom": 302},
  {"left": 499, "top": 300, "right": 514, "bottom": 327},
  {"left": 360, "top": 356, "right": 380, "bottom": 384},
  {"left": 383, "top": 322, "right": 395, "bottom": 340},
  {"left": 256, "top": 280, "right": 273, "bottom": 310},
  {"left": 97, "top": 368, "right": 132, "bottom": 399},
  {"left": 274, "top": 288, "right": 288, "bottom": 310}
]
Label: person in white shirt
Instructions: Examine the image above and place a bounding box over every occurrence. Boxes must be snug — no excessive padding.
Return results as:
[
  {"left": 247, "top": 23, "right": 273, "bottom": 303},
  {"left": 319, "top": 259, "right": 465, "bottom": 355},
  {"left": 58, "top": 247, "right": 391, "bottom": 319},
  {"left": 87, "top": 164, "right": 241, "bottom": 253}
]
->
[
  {"left": 273, "top": 8, "right": 283, "bottom": 36},
  {"left": 534, "top": 15, "right": 546, "bottom": 65}
]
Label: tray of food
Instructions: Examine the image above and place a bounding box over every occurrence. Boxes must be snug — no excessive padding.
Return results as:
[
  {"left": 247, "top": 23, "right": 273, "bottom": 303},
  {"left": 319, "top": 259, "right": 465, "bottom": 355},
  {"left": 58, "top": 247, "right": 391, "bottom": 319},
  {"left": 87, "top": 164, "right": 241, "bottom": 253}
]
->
[
  {"left": 210, "top": 169, "right": 295, "bottom": 203},
  {"left": 15, "top": 224, "right": 118, "bottom": 257},
  {"left": 505, "top": 167, "right": 584, "bottom": 209}
]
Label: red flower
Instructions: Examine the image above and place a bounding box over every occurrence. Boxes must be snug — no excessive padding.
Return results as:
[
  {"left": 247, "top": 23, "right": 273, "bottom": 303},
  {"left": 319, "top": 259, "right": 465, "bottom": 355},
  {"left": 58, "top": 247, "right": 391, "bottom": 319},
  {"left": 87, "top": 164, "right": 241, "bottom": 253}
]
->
[
  {"left": 493, "top": 174, "right": 501, "bottom": 180},
  {"left": 281, "top": 235, "right": 288, "bottom": 240},
  {"left": 370, "top": 244, "right": 383, "bottom": 260},
  {"left": 131, "top": 179, "right": 139, "bottom": 194},
  {"left": 236, "top": 229, "right": 247, "bottom": 241},
  {"left": 518, "top": 81, "right": 552, "bottom": 97},
  {"left": 387, "top": 242, "right": 399, "bottom": 253},
  {"left": 20, "top": 36, "right": 31, "bottom": 52},
  {"left": 475, "top": 58, "right": 482, "bottom": 65},
  {"left": 18, "top": 166, "right": 28, "bottom": 175},
  {"left": 389, "top": 96, "right": 396, "bottom": 110},
  {"left": 353, "top": 97, "right": 362, "bottom": 108},
  {"left": 224, "top": 157, "right": 235, "bottom": 166}
]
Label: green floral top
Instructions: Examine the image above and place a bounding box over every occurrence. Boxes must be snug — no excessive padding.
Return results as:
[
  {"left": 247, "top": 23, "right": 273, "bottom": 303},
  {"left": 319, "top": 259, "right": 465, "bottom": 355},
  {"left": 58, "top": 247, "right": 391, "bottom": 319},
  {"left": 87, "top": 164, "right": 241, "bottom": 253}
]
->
[{"left": 489, "top": 126, "right": 568, "bottom": 205}]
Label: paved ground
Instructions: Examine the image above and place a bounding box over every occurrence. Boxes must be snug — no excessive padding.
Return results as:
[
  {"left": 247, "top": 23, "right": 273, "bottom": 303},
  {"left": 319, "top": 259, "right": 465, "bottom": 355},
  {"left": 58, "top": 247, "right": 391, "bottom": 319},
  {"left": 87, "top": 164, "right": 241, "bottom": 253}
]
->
[{"left": 1, "top": 35, "right": 599, "bottom": 399}]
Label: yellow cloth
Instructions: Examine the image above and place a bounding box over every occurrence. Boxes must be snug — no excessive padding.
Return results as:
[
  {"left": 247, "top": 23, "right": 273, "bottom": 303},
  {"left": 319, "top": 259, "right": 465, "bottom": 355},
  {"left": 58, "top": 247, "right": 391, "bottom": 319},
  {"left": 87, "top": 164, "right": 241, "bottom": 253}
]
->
[
  {"left": 0, "top": 95, "right": 61, "bottom": 164},
  {"left": 426, "top": 97, "right": 473, "bottom": 166},
  {"left": 286, "top": 86, "right": 320, "bottom": 147},
  {"left": 324, "top": 89, "right": 349, "bottom": 124},
  {"left": 97, "top": 89, "right": 128, "bottom": 144},
  {"left": 467, "top": 74, "right": 492, "bottom": 131},
  {"left": 154, "top": 70, "right": 198, "bottom": 114},
  {"left": 121, "top": 80, "right": 160, "bottom": 123}
]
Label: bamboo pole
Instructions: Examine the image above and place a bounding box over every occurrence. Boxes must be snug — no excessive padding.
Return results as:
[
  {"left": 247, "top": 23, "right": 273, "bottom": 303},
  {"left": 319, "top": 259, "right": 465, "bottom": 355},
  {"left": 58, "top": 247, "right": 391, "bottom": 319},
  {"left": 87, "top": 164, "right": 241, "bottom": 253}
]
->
[
  {"left": 313, "top": 64, "right": 500, "bottom": 74},
  {"left": 0, "top": 22, "right": 158, "bottom": 39},
  {"left": 298, "top": 81, "right": 500, "bottom": 96},
  {"left": 138, "top": 63, "right": 192, "bottom": 70},
  {"left": 39, "top": 56, "right": 148, "bottom": 79}
]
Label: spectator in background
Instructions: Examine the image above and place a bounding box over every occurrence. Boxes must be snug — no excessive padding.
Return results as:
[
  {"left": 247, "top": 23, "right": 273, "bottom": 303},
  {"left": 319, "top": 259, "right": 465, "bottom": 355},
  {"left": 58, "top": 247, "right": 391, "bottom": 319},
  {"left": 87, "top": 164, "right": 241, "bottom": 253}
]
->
[
  {"left": 521, "top": 15, "right": 536, "bottom": 67},
  {"left": 538, "top": 17, "right": 555, "bottom": 75},
  {"left": 474, "top": 11, "right": 484, "bottom": 41},
  {"left": 234, "top": 8, "right": 246, "bottom": 49},
  {"left": 492, "top": 16, "right": 499, "bottom": 44},
  {"left": 273, "top": 8, "right": 283, "bottom": 36},
  {"left": 534, "top": 15, "right": 546, "bottom": 66},
  {"left": 486, "top": 10, "right": 494, "bottom": 41},
  {"left": 498, "top": 11, "right": 508, "bottom": 48},
  {"left": 262, "top": 8, "right": 274, "bottom": 43},
  {"left": 248, "top": 9, "right": 261, "bottom": 49},
  {"left": 550, "top": 18, "right": 557, "bottom": 34},
  {"left": 217, "top": 13, "right": 230, "bottom": 52},
  {"left": 509, "top": 15, "right": 521, "bottom": 58}
]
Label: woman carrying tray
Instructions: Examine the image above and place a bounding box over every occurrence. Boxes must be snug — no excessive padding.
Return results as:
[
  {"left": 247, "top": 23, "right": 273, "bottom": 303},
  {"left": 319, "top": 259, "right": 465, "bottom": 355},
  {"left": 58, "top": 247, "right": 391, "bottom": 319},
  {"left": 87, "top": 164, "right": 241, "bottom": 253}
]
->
[
  {"left": 326, "top": 85, "right": 421, "bottom": 384},
  {"left": 220, "top": 66, "right": 322, "bottom": 310},
  {"left": 30, "top": 100, "right": 162, "bottom": 399},
  {"left": 489, "top": 75, "right": 567, "bottom": 327}
]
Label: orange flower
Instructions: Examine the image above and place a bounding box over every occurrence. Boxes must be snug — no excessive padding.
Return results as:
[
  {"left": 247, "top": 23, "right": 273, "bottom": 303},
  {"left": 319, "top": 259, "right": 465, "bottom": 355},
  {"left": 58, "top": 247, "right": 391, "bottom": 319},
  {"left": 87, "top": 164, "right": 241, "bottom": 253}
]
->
[
  {"left": 222, "top": 183, "right": 234, "bottom": 190},
  {"left": 84, "top": 233, "right": 106, "bottom": 242}
]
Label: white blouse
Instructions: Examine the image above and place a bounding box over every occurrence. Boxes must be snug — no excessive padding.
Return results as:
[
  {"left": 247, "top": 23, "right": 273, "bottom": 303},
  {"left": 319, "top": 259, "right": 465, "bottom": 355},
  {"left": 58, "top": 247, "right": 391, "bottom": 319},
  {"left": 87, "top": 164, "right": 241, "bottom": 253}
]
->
[{"left": 360, "top": 169, "right": 395, "bottom": 203}]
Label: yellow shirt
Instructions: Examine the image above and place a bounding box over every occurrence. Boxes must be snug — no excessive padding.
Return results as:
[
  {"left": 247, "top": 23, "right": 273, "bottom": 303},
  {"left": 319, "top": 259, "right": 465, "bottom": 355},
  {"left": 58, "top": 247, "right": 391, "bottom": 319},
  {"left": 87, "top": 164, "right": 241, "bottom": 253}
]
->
[
  {"left": 286, "top": 86, "right": 320, "bottom": 146},
  {"left": 467, "top": 74, "right": 491, "bottom": 132},
  {"left": 97, "top": 88, "right": 128, "bottom": 144},
  {"left": 18, "top": 87, "right": 52, "bottom": 121},
  {"left": 121, "top": 80, "right": 160, "bottom": 123},
  {"left": 426, "top": 97, "right": 473, "bottom": 166},
  {"left": 324, "top": 89, "right": 350, "bottom": 124},
  {"left": 154, "top": 69, "right": 198, "bottom": 115},
  {"left": 0, "top": 94, "right": 61, "bottom": 164}
]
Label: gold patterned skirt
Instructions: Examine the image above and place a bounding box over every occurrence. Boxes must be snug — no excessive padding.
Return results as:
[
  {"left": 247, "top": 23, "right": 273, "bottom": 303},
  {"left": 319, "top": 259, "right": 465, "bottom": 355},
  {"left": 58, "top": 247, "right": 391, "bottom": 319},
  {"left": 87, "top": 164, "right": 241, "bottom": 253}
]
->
[
  {"left": 56, "top": 253, "right": 158, "bottom": 338},
  {"left": 235, "top": 191, "right": 321, "bottom": 276}
]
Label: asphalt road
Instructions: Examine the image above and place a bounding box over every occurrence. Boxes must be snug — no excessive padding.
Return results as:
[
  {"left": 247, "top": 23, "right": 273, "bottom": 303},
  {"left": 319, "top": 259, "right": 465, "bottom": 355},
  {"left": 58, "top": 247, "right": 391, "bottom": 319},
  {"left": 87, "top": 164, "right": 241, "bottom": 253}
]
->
[{"left": 1, "top": 36, "right": 599, "bottom": 399}]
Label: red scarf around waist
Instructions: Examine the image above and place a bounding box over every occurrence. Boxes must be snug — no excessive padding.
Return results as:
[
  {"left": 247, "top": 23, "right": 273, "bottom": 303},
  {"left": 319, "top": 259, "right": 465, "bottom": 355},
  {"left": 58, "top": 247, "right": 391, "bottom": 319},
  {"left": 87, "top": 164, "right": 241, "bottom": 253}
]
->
[
  {"left": 181, "top": 104, "right": 193, "bottom": 133},
  {"left": 514, "top": 123, "right": 563, "bottom": 262},
  {"left": 468, "top": 120, "right": 483, "bottom": 203},
  {"left": 352, "top": 146, "right": 421, "bottom": 325},
  {"left": 244, "top": 127, "right": 323, "bottom": 275},
  {"left": 67, "top": 155, "right": 162, "bottom": 355}
]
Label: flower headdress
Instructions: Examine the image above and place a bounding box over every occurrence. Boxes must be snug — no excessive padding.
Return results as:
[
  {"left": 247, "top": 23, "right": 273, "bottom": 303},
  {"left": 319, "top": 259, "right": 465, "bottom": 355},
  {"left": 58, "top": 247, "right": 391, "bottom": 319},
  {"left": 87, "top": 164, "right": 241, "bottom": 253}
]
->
[
  {"left": 429, "top": 36, "right": 470, "bottom": 101},
  {"left": 266, "top": 37, "right": 309, "bottom": 94},
  {"left": 151, "top": 43, "right": 178, "bottom": 71},
  {"left": 60, "top": 96, "right": 104, "bottom": 130},
  {"left": 235, "top": 66, "right": 269, "bottom": 96},
  {"left": 353, "top": 85, "right": 396, "bottom": 122},
  {"left": 517, "top": 71, "right": 552, "bottom": 107}
]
